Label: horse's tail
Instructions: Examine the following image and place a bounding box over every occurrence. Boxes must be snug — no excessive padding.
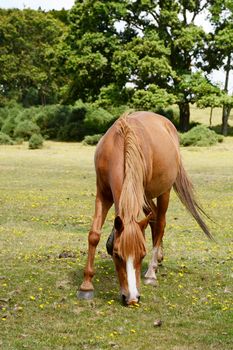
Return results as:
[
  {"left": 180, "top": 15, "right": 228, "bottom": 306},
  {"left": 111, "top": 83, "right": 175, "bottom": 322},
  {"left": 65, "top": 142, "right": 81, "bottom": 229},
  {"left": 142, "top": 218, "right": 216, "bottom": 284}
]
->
[{"left": 173, "top": 162, "right": 213, "bottom": 240}]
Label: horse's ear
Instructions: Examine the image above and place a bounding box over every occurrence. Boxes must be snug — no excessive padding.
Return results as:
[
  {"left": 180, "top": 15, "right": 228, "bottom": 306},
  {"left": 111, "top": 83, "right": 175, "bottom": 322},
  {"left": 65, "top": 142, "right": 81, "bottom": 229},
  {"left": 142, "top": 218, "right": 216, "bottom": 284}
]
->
[
  {"left": 138, "top": 212, "right": 153, "bottom": 231},
  {"left": 114, "top": 216, "right": 124, "bottom": 233}
]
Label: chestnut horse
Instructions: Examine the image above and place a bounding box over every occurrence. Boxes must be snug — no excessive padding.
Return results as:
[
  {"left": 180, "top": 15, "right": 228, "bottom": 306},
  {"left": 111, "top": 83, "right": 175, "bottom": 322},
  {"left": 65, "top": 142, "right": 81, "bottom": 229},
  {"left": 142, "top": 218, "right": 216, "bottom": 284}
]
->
[{"left": 78, "top": 111, "right": 212, "bottom": 305}]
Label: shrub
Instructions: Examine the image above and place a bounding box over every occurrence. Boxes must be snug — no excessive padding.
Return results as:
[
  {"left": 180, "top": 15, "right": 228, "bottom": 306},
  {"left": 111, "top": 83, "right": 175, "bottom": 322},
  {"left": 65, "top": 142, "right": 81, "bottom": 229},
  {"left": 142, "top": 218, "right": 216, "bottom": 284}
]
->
[
  {"left": 36, "top": 105, "right": 69, "bottom": 139},
  {"left": 107, "top": 105, "right": 130, "bottom": 119},
  {"left": 83, "top": 134, "right": 102, "bottom": 145},
  {"left": 28, "top": 134, "right": 44, "bottom": 149},
  {"left": 0, "top": 103, "right": 23, "bottom": 136},
  {"left": 14, "top": 120, "right": 40, "bottom": 140},
  {"left": 58, "top": 101, "right": 88, "bottom": 141},
  {"left": 0, "top": 103, "right": 119, "bottom": 142},
  {"left": 180, "top": 125, "right": 223, "bottom": 147},
  {"left": 84, "top": 108, "right": 114, "bottom": 135},
  {"left": 36, "top": 102, "right": 88, "bottom": 141},
  {"left": 16, "top": 106, "right": 42, "bottom": 124},
  {"left": 0, "top": 132, "right": 14, "bottom": 145},
  {"left": 1, "top": 117, "right": 17, "bottom": 137}
]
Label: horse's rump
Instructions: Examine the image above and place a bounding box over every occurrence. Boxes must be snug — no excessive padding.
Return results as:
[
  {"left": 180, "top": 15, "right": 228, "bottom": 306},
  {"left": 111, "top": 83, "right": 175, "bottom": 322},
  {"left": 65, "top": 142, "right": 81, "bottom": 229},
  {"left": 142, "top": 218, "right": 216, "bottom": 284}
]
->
[{"left": 95, "top": 111, "right": 180, "bottom": 201}]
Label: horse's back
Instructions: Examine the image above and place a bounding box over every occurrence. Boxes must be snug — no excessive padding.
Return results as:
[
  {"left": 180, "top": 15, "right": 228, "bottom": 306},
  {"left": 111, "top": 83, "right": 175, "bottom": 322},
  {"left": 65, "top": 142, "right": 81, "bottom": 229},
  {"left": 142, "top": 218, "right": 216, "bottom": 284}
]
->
[
  {"left": 95, "top": 111, "right": 180, "bottom": 199},
  {"left": 127, "top": 112, "right": 180, "bottom": 197}
]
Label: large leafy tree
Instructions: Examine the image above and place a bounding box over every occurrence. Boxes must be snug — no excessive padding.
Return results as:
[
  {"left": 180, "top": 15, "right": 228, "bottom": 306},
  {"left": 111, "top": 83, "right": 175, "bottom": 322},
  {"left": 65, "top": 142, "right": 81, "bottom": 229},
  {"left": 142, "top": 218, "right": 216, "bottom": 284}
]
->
[
  {"left": 96, "top": 0, "right": 217, "bottom": 130},
  {"left": 61, "top": 1, "right": 223, "bottom": 131},
  {"left": 61, "top": 0, "right": 127, "bottom": 103},
  {"left": 0, "top": 9, "right": 65, "bottom": 106},
  {"left": 111, "top": 29, "right": 176, "bottom": 110},
  {"left": 121, "top": 0, "right": 212, "bottom": 131}
]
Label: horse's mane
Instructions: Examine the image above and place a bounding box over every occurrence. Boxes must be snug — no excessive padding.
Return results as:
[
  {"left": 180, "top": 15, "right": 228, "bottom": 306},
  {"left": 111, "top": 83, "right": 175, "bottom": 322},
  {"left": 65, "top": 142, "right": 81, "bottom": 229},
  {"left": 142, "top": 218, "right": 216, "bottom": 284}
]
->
[{"left": 116, "top": 113, "right": 148, "bottom": 260}]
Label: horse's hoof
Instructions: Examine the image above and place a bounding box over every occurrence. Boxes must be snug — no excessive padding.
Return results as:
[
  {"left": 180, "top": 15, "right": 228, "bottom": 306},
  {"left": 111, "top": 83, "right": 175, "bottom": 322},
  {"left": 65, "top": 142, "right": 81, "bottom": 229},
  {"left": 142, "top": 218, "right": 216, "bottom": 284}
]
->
[
  {"left": 144, "top": 277, "right": 158, "bottom": 287},
  {"left": 77, "top": 290, "right": 94, "bottom": 300}
]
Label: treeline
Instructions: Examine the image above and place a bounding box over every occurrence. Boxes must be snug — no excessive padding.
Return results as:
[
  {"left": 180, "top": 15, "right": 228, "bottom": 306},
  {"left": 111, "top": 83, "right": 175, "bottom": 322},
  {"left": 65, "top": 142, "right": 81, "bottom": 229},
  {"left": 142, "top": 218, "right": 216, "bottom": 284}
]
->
[
  {"left": 0, "top": 1, "right": 233, "bottom": 139},
  {"left": 0, "top": 101, "right": 127, "bottom": 142}
]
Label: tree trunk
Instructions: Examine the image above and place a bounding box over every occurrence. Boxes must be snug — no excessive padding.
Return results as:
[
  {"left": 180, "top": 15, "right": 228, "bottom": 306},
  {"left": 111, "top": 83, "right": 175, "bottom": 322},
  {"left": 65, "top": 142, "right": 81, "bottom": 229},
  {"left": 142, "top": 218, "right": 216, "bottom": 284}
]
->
[
  {"left": 221, "top": 54, "right": 231, "bottom": 136},
  {"left": 209, "top": 107, "right": 213, "bottom": 127},
  {"left": 221, "top": 105, "right": 231, "bottom": 136},
  {"left": 178, "top": 102, "right": 190, "bottom": 132}
]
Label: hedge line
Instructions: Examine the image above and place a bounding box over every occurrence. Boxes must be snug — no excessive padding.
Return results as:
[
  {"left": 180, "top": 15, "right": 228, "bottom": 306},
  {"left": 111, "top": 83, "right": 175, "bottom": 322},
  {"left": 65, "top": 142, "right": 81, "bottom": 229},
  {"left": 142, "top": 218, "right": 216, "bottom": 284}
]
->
[
  {"left": 0, "top": 102, "right": 222, "bottom": 147},
  {"left": 0, "top": 101, "right": 124, "bottom": 143}
]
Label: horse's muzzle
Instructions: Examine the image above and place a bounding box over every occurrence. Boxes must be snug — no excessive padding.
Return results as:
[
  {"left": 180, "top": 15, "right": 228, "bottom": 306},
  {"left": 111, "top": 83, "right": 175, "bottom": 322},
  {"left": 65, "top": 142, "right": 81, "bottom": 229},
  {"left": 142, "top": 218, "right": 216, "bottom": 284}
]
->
[{"left": 121, "top": 294, "right": 140, "bottom": 306}]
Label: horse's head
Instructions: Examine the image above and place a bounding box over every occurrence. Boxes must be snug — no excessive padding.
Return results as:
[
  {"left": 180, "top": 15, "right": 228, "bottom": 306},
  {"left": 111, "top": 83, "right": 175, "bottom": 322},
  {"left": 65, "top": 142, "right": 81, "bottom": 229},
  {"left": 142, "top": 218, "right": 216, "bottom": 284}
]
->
[{"left": 112, "top": 213, "right": 152, "bottom": 305}]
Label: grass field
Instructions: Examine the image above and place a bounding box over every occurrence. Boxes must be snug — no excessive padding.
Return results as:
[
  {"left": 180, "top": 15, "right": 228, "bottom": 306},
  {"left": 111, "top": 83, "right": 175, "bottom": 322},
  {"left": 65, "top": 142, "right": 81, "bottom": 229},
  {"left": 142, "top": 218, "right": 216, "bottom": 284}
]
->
[{"left": 0, "top": 136, "right": 233, "bottom": 349}]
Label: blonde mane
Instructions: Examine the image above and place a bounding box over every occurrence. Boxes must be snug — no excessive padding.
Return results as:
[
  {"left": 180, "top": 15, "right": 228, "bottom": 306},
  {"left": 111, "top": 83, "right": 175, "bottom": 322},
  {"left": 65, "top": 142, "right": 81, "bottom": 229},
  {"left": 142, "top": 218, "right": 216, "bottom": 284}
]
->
[{"left": 117, "top": 113, "right": 148, "bottom": 260}]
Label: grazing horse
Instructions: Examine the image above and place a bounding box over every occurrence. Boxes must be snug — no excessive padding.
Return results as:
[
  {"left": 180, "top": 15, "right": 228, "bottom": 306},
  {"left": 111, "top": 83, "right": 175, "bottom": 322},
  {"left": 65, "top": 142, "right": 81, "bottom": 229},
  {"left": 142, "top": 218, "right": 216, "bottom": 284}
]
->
[{"left": 78, "top": 111, "right": 212, "bottom": 305}]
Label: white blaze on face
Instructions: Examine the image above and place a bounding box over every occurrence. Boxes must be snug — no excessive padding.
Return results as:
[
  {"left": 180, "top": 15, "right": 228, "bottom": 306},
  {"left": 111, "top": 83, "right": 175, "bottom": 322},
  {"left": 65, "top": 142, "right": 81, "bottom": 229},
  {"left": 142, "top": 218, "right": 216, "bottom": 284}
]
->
[{"left": 126, "top": 256, "right": 138, "bottom": 302}]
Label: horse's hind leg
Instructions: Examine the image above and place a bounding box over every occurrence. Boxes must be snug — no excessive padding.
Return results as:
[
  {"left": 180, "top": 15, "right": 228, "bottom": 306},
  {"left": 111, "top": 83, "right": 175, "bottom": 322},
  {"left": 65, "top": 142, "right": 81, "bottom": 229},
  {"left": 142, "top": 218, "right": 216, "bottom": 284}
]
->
[
  {"left": 78, "top": 189, "right": 112, "bottom": 298},
  {"left": 144, "top": 191, "right": 170, "bottom": 286},
  {"left": 144, "top": 200, "right": 164, "bottom": 264}
]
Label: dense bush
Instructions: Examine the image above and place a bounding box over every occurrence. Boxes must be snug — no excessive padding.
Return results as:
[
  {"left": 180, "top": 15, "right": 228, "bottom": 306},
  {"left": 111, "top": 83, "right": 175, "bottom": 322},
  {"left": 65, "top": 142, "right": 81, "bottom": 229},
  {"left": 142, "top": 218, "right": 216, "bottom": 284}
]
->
[
  {"left": 83, "top": 134, "right": 102, "bottom": 145},
  {"left": 35, "top": 101, "right": 89, "bottom": 141},
  {"left": 84, "top": 107, "right": 114, "bottom": 135},
  {"left": 107, "top": 105, "right": 130, "bottom": 119},
  {"left": 0, "top": 131, "right": 14, "bottom": 145},
  {"left": 0, "top": 104, "right": 39, "bottom": 138},
  {"left": 180, "top": 125, "right": 223, "bottom": 147},
  {"left": 56, "top": 101, "right": 87, "bottom": 141},
  {"left": 0, "top": 103, "right": 23, "bottom": 136},
  {"left": 1, "top": 117, "right": 17, "bottom": 137},
  {"left": 28, "top": 133, "right": 44, "bottom": 149},
  {"left": 0, "top": 102, "right": 117, "bottom": 143},
  {"left": 35, "top": 102, "right": 115, "bottom": 141},
  {"left": 0, "top": 103, "right": 227, "bottom": 147},
  {"left": 35, "top": 104, "right": 70, "bottom": 139},
  {"left": 14, "top": 120, "right": 40, "bottom": 140}
]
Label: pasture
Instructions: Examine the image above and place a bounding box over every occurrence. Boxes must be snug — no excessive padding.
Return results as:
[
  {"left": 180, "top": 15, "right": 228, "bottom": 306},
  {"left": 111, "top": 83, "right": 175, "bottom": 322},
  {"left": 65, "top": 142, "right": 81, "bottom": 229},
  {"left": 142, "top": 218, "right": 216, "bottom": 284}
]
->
[{"left": 0, "top": 138, "right": 233, "bottom": 349}]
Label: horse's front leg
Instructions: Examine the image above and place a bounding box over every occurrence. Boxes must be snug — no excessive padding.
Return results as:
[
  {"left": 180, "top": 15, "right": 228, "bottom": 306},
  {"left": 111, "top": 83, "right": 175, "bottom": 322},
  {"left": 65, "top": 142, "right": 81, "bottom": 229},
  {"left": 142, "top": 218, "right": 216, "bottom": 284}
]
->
[
  {"left": 78, "top": 189, "right": 112, "bottom": 299},
  {"left": 144, "top": 191, "right": 170, "bottom": 286}
]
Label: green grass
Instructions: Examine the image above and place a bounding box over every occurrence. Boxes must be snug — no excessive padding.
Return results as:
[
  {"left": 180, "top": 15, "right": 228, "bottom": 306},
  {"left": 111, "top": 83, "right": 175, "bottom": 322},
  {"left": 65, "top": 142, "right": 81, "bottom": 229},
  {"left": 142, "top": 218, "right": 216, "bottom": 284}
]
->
[{"left": 0, "top": 140, "right": 233, "bottom": 350}]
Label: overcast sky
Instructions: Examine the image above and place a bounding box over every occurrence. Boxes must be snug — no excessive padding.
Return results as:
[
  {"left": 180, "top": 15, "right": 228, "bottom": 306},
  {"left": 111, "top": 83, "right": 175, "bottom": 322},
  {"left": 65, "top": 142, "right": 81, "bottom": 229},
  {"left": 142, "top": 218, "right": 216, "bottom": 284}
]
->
[
  {"left": 0, "top": 0, "right": 232, "bottom": 92},
  {"left": 0, "top": 0, "right": 74, "bottom": 10}
]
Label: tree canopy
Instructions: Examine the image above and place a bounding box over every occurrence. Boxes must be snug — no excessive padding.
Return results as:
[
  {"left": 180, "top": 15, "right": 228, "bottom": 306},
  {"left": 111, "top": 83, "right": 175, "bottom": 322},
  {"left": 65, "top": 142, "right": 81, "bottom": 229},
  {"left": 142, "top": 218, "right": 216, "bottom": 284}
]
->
[
  {"left": 0, "top": 9, "right": 65, "bottom": 106},
  {"left": 0, "top": 1, "right": 233, "bottom": 134}
]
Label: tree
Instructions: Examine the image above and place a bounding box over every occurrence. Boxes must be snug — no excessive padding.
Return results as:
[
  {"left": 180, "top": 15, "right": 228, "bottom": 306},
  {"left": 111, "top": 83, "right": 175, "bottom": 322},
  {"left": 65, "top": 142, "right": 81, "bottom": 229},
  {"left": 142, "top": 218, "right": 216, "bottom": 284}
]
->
[
  {"left": 61, "top": 0, "right": 127, "bottom": 103},
  {"left": 101, "top": 29, "right": 176, "bottom": 111},
  {"left": 59, "top": 1, "right": 224, "bottom": 132},
  {"left": 122, "top": 0, "right": 210, "bottom": 131},
  {"left": 196, "top": 84, "right": 223, "bottom": 126},
  {"left": 0, "top": 9, "right": 65, "bottom": 106},
  {"left": 206, "top": 0, "right": 233, "bottom": 135}
]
